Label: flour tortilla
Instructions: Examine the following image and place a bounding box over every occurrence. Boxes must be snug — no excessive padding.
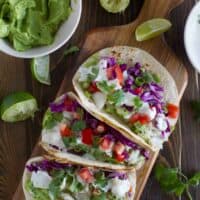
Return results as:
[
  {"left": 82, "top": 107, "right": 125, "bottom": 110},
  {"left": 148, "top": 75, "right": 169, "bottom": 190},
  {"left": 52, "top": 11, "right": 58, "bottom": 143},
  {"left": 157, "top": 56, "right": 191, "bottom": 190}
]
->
[
  {"left": 22, "top": 156, "right": 136, "bottom": 200},
  {"left": 41, "top": 92, "right": 146, "bottom": 170},
  {"left": 73, "top": 46, "right": 179, "bottom": 151}
]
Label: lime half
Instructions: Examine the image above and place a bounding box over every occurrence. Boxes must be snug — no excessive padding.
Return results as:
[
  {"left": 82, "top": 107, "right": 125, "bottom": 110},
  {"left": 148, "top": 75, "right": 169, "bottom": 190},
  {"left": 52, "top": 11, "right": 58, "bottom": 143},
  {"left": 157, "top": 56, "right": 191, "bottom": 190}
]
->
[
  {"left": 100, "top": 0, "right": 130, "bottom": 13},
  {"left": 31, "top": 55, "right": 51, "bottom": 85},
  {"left": 135, "top": 18, "right": 172, "bottom": 42},
  {"left": 0, "top": 92, "right": 38, "bottom": 122}
]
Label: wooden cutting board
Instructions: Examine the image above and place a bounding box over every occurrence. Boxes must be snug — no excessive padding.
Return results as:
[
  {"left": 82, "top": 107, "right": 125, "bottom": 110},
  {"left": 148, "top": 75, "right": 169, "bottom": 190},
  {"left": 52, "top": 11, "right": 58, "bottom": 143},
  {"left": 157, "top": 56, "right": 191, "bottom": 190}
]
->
[{"left": 13, "top": 0, "right": 188, "bottom": 199}]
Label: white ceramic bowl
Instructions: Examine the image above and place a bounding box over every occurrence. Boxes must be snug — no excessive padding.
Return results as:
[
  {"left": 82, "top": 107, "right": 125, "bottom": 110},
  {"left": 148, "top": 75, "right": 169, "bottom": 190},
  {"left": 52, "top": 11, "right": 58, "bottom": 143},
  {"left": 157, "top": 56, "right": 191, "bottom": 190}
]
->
[
  {"left": 0, "top": 0, "right": 82, "bottom": 58},
  {"left": 184, "top": 1, "right": 200, "bottom": 72}
]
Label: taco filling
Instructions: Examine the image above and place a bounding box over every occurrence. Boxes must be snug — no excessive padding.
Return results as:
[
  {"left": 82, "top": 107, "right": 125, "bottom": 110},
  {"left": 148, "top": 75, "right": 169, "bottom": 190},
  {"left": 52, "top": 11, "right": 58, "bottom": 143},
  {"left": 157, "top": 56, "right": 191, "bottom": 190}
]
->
[
  {"left": 25, "top": 158, "right": 136, "bottom": 200},
  {"left": 76, "top": 55, "right": 179, "bottom": 149},
  {"left": 41, "top": 93, "right": 149, "bottom": 168}
]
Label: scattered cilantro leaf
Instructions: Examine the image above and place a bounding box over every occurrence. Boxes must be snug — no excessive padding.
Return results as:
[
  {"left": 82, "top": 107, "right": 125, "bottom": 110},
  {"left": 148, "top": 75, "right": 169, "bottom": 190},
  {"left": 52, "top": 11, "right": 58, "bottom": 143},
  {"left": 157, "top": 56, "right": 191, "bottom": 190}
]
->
[
  {"left": 188, "top": 172, "right": 200, "bottom": 186},
  {"left": 71, "top": 120, "right": 86, "bottom": 132},
  {"left": 84, "top": 54, "right": 99, "bottom": 68},
  {"left": 94, "top": 171, "right": 107, "bottom": 189},
  {"left": 64, "top": 45, "right": 79, "bottom": 56},
  {"left": 155, "top": 163, "right": 200, "bottom": 200},
  {"left": 191, "top": 101, "right": 200, "bottom": 121}
]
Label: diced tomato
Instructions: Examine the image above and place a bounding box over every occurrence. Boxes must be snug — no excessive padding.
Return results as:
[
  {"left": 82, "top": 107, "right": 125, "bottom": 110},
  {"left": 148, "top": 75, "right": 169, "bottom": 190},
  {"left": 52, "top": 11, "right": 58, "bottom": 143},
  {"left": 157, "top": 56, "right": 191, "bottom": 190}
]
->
[
  {"left": 88, "top": 82, "right": 99, "bottom": 93},
  {"left": 113, "top": 142, "right": 125, "bottom": 155},
  {"left": 60, "top": 124, "right": 71, "bottom": 137},
  {"left": 64, "top": 98, "right": 74, "bottom": 107},
  {"left": 115, "top": 153, "right": 126, "bottom": 162},
  {"left": 167, "top": 103, "right": 179, "bottom": 119},
  {"left": 133, "top": 87, "right": 143, "bottom": 95},
  {"left": 72, "top": 112, "right": 81, "bottom": 120},
  {"left": 106, "top": 66, "right": 115, "bottom": 80},
  {"left": 78, "top": 168, "right": 94, "bottom": 183},
  {"left": 96, "top": 124, "right": 106, "bottom": 133},
  {"left": 115, "top": 65, "right": 124, "bottom": 85},
  {"left": 100, "top": 137, "right": 114, "bottom": 150},
  {"left": 81, "top": 128, "right": 93, "bottom": 145},
  {"left": 129, "top": 113, "right": 150, "bottom": 125}
]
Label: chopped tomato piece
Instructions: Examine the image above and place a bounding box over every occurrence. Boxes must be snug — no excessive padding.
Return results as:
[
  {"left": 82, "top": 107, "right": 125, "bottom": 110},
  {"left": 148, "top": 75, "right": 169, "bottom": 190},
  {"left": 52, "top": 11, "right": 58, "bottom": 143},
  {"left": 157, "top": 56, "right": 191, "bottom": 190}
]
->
[
  {"left": 115, "top": 65, "right": 124, "bottom": 85},
  {"left": 64, "top": 98, "right": 74, "bottom": 107},
  {"left": 81, "top": 128, "right": 93, "bottom": 145},
  {"left": 113, "top": 142, "right": 125, "bottom": 155},
  {"left": 115, "top": 153, "right": 126, "bottom": 162},
  {"left": 129, "top": 113, "right": 150, "bottom": 125},
  {"left": 60, "top": 124, "right": 71, "bottom": 137},
  {"left": 72, "top": 112, "right": 81, "bottom": 120},
  {"left": 96, "top": 124, "right": 106, "bottom": 133},
  {"left": 78, "top": 168, "right": 94, "bottom": 183},
  {"left": 167, "top": 103, "right": 179, "bottom": 118},
  {"left": 133, "top": 87, "right": 143, "bottom": 95},
  {"left": 100, "top": 137, "right": 114, "bottom": 150},
  {"left": 88, "top": 82, "right": 99, "bottom": 93},
  {"left": 106, "top": 66, "right": 115, "bottom": 80}
]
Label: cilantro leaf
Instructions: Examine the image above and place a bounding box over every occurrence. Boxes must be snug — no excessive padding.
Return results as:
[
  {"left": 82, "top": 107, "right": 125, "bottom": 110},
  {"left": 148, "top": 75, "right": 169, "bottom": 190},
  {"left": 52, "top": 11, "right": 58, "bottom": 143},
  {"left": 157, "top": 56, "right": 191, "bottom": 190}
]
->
[
  {"left": 49, "top": 170, "right": 65, "bottom": 199},
  {"left": 84, "top": 54, "right": 99, "bottom": 68},
  {"left": 96, "top": 81, "right": 115, "bottom": 94},
  {"left": 91, "top": 193, "right": 107, "bottom": 200},
  {"left": 191, "top": 101, "right": 200, "bottom": 121},
  {"left": 71, "top": 120, "right": 86, "bottom": 132},
  {"left": 94, "top": 171, "right": 107, "bottom": 189},
  {"left": 107, "top": 90, "right": 124, "bottom": 106},
  {"left": 133, "top": 96, "right": 142, "bottom": 109},
  {"left": 188, "top": 172, "right": 200, "bottom": 186},
  {"left": 64, "top": 45, "right": 79, "bottom": 56}
]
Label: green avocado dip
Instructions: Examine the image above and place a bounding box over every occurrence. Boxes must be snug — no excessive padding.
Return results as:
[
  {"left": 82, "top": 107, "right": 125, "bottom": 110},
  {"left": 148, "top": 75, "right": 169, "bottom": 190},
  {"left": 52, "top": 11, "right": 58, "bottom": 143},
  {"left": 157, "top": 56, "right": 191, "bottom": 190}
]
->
[{"left": 0, "top": 0, "right": 72, "bottom": 51}]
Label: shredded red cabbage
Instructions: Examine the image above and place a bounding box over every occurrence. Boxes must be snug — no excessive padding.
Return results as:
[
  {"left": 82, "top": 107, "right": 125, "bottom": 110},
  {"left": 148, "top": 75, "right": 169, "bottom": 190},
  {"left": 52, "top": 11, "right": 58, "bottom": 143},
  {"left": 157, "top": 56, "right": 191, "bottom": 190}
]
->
[
  {"left": 26, "top": 159, "right": 71, "bottom": 172},
  {"left": 108, "top": 172, "right": 128, "bottom": 180},
  {"left": 120, "top": 64, "right": 127, "bottom": 71},
  {"left": 102, "top": 57, "right": 116, "bottom": 67},
  {"left": 127, "top": 62, "right": 142, "bottom": 77}
]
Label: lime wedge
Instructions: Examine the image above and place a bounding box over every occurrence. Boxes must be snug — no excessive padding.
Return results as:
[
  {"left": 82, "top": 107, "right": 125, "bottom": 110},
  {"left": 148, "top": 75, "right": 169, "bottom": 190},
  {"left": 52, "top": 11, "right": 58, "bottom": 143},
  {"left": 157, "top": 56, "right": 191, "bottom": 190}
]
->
[
  {"left": 0, "top": 92, "right": 38, "bottom": 122},
  {"left": 135, "top": 18, "right": 172, "bottom": 42},
  {"left": 100, "top": 0, "right": 130, "bottom": 13},
  {"left": 31, "top": 55, "right": 51, "bottom": 85}
]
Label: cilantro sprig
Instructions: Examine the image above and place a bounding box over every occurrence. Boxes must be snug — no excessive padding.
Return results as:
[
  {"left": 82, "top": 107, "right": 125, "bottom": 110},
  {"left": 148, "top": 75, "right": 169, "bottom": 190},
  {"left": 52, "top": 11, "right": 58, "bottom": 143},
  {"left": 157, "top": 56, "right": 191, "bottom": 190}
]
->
[{"left": 155, "top": 164, "right": 200, "bottom": 200}]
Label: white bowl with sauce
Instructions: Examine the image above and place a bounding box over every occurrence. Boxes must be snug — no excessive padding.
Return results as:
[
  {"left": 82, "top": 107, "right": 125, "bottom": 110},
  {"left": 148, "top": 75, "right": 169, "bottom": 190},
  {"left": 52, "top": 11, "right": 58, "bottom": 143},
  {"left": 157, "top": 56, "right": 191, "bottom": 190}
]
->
[
  {"left": 0, "top": 0, "right": 82, "bottom": 58},
  {"left": 184, "top": 1, "right": 200, "bottom": 72}
]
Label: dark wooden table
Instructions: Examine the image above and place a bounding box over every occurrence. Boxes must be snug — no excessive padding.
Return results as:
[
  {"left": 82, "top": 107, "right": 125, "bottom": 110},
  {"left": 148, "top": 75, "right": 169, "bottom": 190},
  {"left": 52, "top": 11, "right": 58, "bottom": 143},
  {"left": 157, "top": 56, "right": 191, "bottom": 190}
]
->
[{"left": 0, "top": 0, "right": 199, "bottom": 199}]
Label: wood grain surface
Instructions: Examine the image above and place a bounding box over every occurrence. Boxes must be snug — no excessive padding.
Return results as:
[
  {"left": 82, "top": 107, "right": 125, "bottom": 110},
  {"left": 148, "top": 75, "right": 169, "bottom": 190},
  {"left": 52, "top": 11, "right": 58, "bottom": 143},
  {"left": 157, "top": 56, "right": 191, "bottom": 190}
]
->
[{"left": 0, "top": 0, "right": 199, "bottom": 200}]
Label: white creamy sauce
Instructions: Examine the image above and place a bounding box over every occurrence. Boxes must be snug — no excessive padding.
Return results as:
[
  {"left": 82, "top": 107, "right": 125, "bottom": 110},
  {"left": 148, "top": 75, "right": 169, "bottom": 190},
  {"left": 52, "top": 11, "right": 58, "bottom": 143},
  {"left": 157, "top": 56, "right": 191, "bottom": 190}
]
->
[
  {"left": 139, "top": 103, "right": 156, "bottom": 120},
  {"left": 79, "top": 67, "right": 94, "bottom": 82},
  {"left": 42, "top": 125, "right": 65, "bottom": 148},
  {"left": 120, "top": 92, "right": 136, "bottom": 106},
  {"left": 110, "top": 177, "right": 131, "bottom": 198},
  {"left": 156, "top": 114, "right": 168, "bottom": 131},
  {"left": 61, "top": 193, "right": 75, "bottom": 200},
  {"left": 95, "top": 60, "right": 108, "bottom": 82},
  {"left": 107, "top": 79, "right": 122, "bottom": 90},
  {"left": 63, "top": 111, "right": 73, "bottom": 119},
  {"left": 31, "top": 171, "right": 52, "bottom": 189},
  {"left": 128, "top": 150, "right": 141, "bottom": 165},
  {"left": 123, "top": 70, "right": 128, "bottom": 80},
  {"left": 92, "top": 92, "right": 107, "bottom": 109}
]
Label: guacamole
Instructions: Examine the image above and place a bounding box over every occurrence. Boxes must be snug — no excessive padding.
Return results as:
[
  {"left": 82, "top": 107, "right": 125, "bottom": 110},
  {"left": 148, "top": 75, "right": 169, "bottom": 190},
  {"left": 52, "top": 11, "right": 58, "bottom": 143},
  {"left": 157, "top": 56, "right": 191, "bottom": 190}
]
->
[{"left": 0, "top": 0, "right": 72, "bottom": 51}]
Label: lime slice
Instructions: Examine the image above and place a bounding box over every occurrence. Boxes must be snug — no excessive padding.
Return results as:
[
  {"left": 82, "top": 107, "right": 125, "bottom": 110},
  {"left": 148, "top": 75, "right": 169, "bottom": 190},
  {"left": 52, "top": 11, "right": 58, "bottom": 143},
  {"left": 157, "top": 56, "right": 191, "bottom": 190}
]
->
[
  {"left": 100, "top": 0, "right": 130, "bottom": 13},
  {"left": 135, "top": 18, "right": 172, "bottom": 42},
  {"left": 0, "top": 92, "right": 38, "bottom": 122},
  {"left": 31, "top": 55, "right": 51, "bottom": 85}
]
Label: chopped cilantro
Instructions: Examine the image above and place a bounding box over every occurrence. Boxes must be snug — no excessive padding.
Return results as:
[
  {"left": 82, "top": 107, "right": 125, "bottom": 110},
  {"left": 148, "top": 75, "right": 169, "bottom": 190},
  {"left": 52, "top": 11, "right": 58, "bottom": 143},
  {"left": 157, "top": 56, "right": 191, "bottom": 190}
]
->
[
  {"left": 96, "top": 81, "right": 115, "bottom": 94},
  {"left": 133, "top": 96, "right": 142, "bottom": 109},
  {"left": 84, "top": 54, "right": 99, "bottom": 68},
  {"left": 42, "top": 110, "right": 63, "bottom": 129},
  {"left": 107, "top": 90, "right": 124, "bottom": 106},
  {"left": 71, "top": 120, "right": 86, "bottom": 132},
  {"left": 94, "top": 171, "right": 107, "bottom": 189}
]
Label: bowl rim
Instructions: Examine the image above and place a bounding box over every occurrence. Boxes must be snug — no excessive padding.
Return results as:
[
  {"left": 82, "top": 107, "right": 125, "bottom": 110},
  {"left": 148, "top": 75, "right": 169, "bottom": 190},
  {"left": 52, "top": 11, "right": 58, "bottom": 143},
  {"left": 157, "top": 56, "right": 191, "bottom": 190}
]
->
[
  {"left": 0, "top": 0, "right": 82, "bottom": 59},
  {"left": 184, "top": 1, "right": 200, "bottom": 73}
]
